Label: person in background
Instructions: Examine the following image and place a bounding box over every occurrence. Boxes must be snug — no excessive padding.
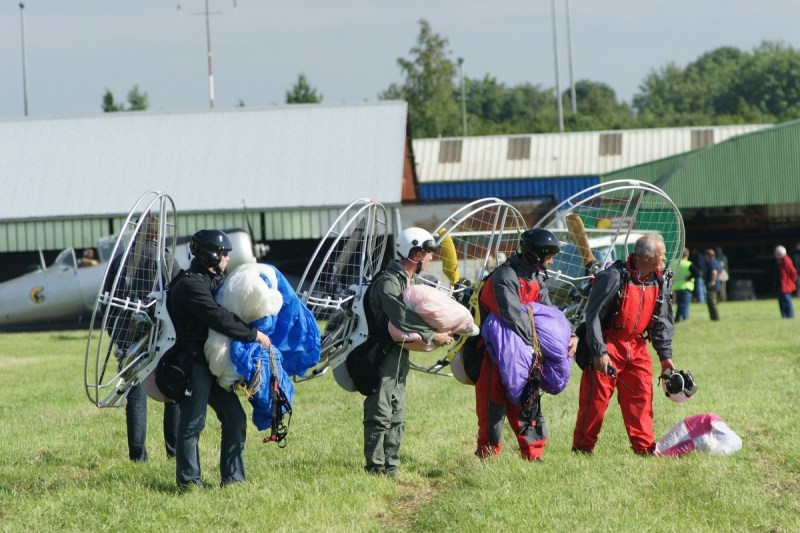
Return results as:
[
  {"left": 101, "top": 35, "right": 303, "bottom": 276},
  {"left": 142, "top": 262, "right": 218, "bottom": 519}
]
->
[
  {"left": 773, "top": 245, "right": 797, "bottom": 319},
  {"left": 105, "top": 216, "right": 180, "bottom": 462},
  {"left": 792, "top": 244, "right": 800, "bottom": 298},
  {"left": 78, "top": 248, "right": 100, "bottom": 267},
  {"left": 715, "top": 247, "right": 729, "bottom": 302},
  {"left": 692, "top": 249, "right": 707, "bottom": 304},
  {"left": 673, "top": 248, "right": 697, "bottom": 323},
  {"left": 704, "top": 249, "right": 721, "bottom": 321}
]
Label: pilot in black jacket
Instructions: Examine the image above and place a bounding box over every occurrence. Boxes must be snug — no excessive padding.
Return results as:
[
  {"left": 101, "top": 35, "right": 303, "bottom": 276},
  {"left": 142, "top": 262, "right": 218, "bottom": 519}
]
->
[{"left": 167, "top": 229, "right": 270, "bottom": 489}]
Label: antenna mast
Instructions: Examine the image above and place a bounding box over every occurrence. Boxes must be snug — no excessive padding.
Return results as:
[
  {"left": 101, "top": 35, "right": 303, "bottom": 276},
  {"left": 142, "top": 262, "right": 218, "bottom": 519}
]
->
[{"left": 178, "top": 0, "right": 238, "bottom": 109}]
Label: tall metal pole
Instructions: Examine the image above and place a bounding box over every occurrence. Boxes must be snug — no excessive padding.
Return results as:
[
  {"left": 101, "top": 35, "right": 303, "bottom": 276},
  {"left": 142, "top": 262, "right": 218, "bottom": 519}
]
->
[
  {"left": 550, "top": 0, "right": 564, "bottom": 132},
  {"left": 179, "top": 1, "right": 236, "bottom": 109},
  {"left": 205, "top": 0, "right": 215, "bottom": 108},
  {"left": 19, "top": 3, "right": 30, "bottom": 116},
  {"left": 458, "top": 57, "right": 467, "bottom": 137},
  {"left": 565, "top": 0, "right": 577, "bottom": 116}
]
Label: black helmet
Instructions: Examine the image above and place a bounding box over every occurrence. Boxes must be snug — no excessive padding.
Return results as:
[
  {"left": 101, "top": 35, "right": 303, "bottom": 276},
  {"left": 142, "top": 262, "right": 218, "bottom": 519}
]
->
[
  {"left": 190, "top": 229, "right": 233, "bottom": 268},
  {"left": 660, "top": 368, "right": 697, "bottom": 403},
  {"left": 519, "top": 228, "right": 560, "bottom": 265}
]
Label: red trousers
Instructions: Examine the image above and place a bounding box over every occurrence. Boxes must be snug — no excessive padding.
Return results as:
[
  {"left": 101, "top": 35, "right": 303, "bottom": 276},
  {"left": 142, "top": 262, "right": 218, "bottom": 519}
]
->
[
  {"left": 572, "top": 336, "right": 655, "bottom": 454},
  {"left": 475, "top": 353, "right": 547, "bottom": 460}
]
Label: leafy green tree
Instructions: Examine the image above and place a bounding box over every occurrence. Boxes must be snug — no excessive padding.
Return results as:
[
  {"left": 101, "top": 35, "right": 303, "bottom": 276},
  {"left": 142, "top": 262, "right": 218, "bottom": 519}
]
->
[
  {"left": 381, "top": 19, "right": 460, "bottom": 138},
  {"left": 127, "top": 86, "right": 148, "bottom": 111},
  {"left": 733, "top": 41, "right": 800, "bottom": 117},
  {"left": 564, "top": 80, "right": 635, "bottom": 131},
  {"left": 286, "top": 74, "right": 322, "bottom": 104},
  {"left": 101, "top": 89, "right": 124, "bottom": 113},
  {"left": 101, "top": 85, "right": 148, "bottom": 113},
  {"left": 633, "top": 41, "right": 800, "bottom": 125},
  {"left": 470, "top": 80, "right": 559, "bottom": 134}
]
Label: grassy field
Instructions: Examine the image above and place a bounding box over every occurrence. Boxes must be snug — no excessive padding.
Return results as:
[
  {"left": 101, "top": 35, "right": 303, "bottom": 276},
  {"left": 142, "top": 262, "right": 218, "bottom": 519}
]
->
[{"left": 0, "top": 299, "right": 798, "bottom": 532}]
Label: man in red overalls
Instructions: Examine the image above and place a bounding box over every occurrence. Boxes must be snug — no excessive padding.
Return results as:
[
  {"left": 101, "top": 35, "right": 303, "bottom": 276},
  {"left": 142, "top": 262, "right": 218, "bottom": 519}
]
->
[
  {"left": 573, "top": 234, "right": 677, "bottom": 455},
  {"left": 475, "top": 228, "right": 578, "bottom": 461}
]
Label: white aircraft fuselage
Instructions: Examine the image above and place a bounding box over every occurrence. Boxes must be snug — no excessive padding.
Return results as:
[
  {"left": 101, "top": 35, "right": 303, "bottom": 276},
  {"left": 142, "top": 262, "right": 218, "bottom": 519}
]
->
[{"left": 0, "top": 229, "right": 257, "bottom": 328}]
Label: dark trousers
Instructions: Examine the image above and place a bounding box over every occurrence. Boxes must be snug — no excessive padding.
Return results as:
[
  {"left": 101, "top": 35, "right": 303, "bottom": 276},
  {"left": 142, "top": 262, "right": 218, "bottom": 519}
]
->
[
  {"left": 777, "top": 291, "right": 795, "bottom": 318},
  {"left": 126, "top": 384, "right": 179, "bottom": 462},
  {"left": 675, "top": 290, "right": 692, "bottom": 322},
  {"left": 706, "top": 290, "right": 720, "bottom": 321},
  {"left": 176, "top": 362, "right": 247, "bottom": 486}
]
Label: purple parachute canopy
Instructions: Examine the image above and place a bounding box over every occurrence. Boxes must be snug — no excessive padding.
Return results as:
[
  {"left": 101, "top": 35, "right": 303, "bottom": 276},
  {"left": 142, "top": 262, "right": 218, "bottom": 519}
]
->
[{"left": 482, "top": 302, "right": 572, "bottom": 402}]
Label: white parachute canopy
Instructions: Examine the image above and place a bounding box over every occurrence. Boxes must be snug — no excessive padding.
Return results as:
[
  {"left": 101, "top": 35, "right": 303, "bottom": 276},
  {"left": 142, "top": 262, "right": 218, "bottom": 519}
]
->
[{"left": 655, "top": 413, "right": 743, "bottom": 457}]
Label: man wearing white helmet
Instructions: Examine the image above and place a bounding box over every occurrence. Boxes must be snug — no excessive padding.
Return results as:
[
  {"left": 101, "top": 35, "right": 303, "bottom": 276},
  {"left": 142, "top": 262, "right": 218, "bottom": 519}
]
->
[{"left": 362, "top": 227, "right": 453, "bottom": 478}]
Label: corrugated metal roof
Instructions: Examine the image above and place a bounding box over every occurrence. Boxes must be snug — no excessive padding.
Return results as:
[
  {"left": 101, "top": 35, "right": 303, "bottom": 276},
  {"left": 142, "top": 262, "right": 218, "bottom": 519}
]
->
[
  {"left": 412, "top": 124, "right": 770, "bottom": 183},
  {"left": 601, "top": 120, "right": 800, "bottom": 208},
  {"left": 0, "top": 101, "right": 408, "bottom": 222}
]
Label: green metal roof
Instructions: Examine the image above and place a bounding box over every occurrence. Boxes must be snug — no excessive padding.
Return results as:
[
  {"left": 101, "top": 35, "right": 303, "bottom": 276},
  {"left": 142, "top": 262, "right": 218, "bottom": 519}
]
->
[{"left": 601, "top": 120, "right": 800, "bottom": 208}]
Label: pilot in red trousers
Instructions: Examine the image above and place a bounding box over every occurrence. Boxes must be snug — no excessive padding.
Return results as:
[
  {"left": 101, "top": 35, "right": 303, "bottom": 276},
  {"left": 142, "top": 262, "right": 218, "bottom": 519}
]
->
[
  {"left": 572, "top": 234, "right": 677, "bottom": 455},
  {"left": 474, "top": 229, "right": 576, "bottom": 461}
]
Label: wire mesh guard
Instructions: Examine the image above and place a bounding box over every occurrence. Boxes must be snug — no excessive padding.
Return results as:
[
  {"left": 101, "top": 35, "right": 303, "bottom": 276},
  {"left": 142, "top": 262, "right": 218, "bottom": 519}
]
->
[
  {"left": 84, "top": 191, "right": 177, "bottom": 407},
  {"left": 535, "top": 179, "right": 685, "bottom": 327},
  {"left": 294, "top": 199, "right": 388, "bottom": 381},
  {"left": 411, "top": 198, "right": 528, "bottom": 375}
]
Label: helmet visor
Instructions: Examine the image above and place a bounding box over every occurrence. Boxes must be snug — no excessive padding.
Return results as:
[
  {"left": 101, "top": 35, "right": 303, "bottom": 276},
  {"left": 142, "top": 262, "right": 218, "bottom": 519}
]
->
[{"left": 420, "top": 239, "right": 439, "bottom": 254}]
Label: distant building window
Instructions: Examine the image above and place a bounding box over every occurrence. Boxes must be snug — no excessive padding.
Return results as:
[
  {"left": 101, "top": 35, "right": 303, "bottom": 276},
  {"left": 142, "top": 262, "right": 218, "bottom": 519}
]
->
[
  {"left": 507, "top": 137, "right": 531, "bottom": 160},
  {"left": 691, "top": 129, "right": 714, "bottom": 149},
  {"left": 439, "top": 140, "right": 463, "bottom": 163},
  {"left": 599, "top": 133, "right": 622, "bottom": 156}
]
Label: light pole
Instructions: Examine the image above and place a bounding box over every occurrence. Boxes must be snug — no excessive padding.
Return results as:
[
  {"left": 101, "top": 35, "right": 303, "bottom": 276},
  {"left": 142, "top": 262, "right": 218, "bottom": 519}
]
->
[
  {"left": 550, "top": 0, "right": 564, "bottom": 132},
  {"left": 458, "top": 57, "right": 467, "bottom": 137},
  {"left": 565, "top": 0, "right": 577, "bottom": 116},
  {"left": 179, "top": 0, "right": 237, "bottom": 109},
  {"left": 204, "top": 0, "right": 214, "bottom": 108},
  {"left": 19, "top": 2, "right": 29, "bottom": 116}
]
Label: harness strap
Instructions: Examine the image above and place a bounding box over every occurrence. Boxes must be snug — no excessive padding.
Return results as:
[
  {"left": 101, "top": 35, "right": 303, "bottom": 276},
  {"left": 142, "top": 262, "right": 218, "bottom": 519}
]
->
[{"left": 518, "top": 305, "right": 543, "bottom": 435}]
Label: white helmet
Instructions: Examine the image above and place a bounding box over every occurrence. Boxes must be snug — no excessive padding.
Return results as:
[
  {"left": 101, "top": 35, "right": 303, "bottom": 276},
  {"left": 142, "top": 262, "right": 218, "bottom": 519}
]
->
[
  {"left": 396, "top": 228, "right": 437, "bottom": 260},
  {"left": 660, "top": 368, "right": 697, "bottom": 403}
]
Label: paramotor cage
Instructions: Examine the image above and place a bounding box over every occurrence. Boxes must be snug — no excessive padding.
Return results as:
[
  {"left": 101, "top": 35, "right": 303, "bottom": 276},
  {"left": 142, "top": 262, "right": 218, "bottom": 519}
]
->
[
  {"left": 84, "top": 191, "right": 178, "bottom": 407},
  {"left": 294, "top": 198, "right": 388, "bottom": 382},
  {"left": 535, "top": 179, "right": 685, "bottom": 327},
  {"left": 412, "top": 198, "right": 527, "bottom": 376}
]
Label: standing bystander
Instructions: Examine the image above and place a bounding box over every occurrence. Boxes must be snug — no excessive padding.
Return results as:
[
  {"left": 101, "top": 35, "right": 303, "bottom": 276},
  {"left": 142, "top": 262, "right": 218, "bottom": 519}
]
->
[
  {"left": 673, "top": 248, "right": 697, "bottom": 323},
  {"left": 704, "top": 249, "right": 721, "bottom": 321},
  {"left": 774, "top": 245, "right": 797, "bottom": 319}
]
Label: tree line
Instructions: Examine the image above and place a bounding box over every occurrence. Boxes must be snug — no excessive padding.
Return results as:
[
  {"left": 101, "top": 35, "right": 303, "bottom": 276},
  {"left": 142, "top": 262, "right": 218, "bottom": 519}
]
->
[{"left": 104, "top": 19, "right": 800, "bottom": 139}]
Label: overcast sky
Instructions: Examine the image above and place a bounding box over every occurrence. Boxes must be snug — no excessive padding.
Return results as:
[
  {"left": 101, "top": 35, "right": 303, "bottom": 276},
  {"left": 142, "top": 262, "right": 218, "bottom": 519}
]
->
[{"left": 0, "top": 1, "right": 796, "bottom": 120}]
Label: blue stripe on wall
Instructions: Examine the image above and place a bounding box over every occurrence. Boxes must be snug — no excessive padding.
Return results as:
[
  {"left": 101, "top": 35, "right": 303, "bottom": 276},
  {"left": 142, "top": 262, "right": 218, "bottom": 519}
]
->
[{"left": 418, "top": 176, "right": 600, "bottom": 204}]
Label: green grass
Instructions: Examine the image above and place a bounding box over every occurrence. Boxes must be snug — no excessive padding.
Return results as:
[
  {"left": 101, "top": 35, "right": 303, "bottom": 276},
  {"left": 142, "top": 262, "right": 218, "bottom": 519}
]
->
[{"left": 1, "top": 299, "right": 798, "bottom": 532}]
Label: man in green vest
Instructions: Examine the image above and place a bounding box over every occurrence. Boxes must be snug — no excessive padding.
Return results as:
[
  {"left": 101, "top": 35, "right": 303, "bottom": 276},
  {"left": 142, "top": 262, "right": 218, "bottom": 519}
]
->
[{"left": 673, "top": 248, "right": 697, "bottom": 322}]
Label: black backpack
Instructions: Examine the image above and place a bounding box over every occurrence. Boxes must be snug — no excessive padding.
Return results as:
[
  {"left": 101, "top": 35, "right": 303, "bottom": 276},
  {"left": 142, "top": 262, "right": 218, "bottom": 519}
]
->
[
  {"left": 154, "top": 342, "right": 195, "bottom": 403},
  {"left": 345, "top": 272, "right": 393, "bottom": 396},
  {"left": 154, "top": 270, "right": 195, "bottom": 403}
]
